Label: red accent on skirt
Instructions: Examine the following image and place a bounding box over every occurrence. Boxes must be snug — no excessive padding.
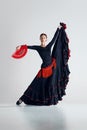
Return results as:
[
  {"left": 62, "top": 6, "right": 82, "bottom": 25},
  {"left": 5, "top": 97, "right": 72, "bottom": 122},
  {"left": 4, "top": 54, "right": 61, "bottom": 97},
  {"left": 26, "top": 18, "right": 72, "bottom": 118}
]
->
[
  {"left": 68, "top": 48, "right": 71, "bottom": 58},
  {"left": 36, "top": 58, "right": 56, "bottom": 78}
]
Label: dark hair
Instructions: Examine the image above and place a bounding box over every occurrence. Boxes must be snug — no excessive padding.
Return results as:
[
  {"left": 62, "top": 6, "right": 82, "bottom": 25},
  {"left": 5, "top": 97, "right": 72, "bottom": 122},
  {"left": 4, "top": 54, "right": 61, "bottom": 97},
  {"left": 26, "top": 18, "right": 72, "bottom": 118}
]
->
[{"left": 40, "top": 33, "right": 47, "bottom": 38}]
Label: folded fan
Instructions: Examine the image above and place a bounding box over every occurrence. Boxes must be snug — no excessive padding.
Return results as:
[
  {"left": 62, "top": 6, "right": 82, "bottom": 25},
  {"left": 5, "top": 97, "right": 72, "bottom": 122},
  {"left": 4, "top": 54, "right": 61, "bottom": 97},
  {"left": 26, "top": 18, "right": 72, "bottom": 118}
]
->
[{"left": 12, "top": 44, "right": 28, "bottom": 59}]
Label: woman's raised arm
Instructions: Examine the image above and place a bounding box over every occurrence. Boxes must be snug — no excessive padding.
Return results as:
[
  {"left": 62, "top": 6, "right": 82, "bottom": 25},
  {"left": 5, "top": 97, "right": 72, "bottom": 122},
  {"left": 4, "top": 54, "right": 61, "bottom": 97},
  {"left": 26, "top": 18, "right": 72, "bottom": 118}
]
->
[{"left": 46, "top": 26, "right": 62, "bottom": 48}]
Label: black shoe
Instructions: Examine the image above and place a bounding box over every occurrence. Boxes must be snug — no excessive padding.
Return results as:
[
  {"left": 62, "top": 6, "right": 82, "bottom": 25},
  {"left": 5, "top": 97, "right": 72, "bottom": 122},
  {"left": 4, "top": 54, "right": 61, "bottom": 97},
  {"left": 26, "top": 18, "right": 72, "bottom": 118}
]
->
[{"left": 16, "top": 99, "right": 22, "bottom": 105}]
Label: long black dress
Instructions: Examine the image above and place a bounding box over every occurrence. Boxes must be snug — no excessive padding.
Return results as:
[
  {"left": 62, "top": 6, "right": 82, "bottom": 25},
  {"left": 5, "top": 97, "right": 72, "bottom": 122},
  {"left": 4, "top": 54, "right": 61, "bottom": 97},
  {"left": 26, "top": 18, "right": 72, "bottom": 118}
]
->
[{"left": 19, "top": 27, "right": 70, "bottom": 105}]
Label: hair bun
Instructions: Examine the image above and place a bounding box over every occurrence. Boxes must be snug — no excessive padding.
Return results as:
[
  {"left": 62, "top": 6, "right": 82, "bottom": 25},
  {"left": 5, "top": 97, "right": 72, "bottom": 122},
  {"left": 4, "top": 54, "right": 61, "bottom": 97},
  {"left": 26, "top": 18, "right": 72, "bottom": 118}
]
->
[{"left": 60, "top": 22, "right": 67, "bottom": 29}]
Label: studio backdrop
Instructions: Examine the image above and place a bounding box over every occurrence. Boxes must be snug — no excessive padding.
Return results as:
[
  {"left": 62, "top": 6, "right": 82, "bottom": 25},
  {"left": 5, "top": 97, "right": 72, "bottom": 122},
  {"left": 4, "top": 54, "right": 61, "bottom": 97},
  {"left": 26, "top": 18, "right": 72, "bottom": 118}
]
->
[{"left": 0, "top": 0, "right": 87, "bottom": 104}]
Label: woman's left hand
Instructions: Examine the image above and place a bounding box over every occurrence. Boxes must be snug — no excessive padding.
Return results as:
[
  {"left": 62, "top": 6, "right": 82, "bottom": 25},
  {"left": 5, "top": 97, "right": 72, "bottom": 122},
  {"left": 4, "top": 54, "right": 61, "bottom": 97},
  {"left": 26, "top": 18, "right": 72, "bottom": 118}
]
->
[{"left": 58, "top": 25, "right": 62, "bottom": 29}]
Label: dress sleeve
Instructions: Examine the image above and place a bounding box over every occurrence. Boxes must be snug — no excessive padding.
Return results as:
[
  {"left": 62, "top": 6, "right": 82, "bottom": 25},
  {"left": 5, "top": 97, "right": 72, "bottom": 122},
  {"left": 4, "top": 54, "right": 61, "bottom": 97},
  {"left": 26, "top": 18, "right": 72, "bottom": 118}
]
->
[
  {"left": 46, "top": 27, "right": 60, "bottom": 48},
  {"left": 27, "top": 45, "right": 39, "bottom": 50}
]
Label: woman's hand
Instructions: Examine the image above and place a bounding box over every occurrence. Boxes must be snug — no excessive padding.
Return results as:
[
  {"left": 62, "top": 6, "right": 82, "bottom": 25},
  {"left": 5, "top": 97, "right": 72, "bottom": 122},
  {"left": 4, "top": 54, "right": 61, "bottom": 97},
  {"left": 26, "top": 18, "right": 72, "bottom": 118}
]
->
[
  {"left": 16, "top": 45, "right": 21, "bottom": 50},
  {"left": 58, "top": 25, "right": 62, "bottom": 29}
]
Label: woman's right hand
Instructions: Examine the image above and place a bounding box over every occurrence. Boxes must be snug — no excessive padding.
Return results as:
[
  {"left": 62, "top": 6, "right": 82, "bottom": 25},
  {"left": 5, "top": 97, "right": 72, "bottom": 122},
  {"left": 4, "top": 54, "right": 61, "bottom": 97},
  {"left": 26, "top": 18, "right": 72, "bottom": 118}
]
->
[{"left": 16, "top": 45, "right": 21, "bottom": 50}]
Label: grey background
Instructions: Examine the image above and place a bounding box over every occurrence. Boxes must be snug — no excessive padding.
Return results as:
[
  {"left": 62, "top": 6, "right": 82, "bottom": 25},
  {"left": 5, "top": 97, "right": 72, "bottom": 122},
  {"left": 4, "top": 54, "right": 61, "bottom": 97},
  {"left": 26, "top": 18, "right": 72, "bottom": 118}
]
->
[{"left": 0, "top": 0, "right": 87, "bottom": 104}]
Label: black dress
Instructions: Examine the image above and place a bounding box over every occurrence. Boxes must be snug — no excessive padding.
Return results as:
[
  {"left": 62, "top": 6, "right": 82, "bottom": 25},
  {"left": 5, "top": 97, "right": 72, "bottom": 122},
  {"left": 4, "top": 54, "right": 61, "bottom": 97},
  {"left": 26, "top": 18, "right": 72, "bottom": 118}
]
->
[{"left": 19, "top": 27, "right": 70, "bottom": 105}]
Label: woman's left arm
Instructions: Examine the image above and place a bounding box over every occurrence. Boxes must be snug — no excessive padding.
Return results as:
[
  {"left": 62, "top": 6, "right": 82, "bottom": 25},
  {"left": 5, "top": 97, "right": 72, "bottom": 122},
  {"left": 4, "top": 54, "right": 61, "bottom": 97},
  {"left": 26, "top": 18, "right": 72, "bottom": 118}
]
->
[{"left": 46, "top": 25, "right": 62, "bottom": 48}]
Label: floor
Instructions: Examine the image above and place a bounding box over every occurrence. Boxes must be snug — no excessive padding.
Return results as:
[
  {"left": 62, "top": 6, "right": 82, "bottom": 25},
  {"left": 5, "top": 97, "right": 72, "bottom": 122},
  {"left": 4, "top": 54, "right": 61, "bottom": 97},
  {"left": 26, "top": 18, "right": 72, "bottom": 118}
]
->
[{"left": 0, "top": 103, "right": 87, "bottom": 130}]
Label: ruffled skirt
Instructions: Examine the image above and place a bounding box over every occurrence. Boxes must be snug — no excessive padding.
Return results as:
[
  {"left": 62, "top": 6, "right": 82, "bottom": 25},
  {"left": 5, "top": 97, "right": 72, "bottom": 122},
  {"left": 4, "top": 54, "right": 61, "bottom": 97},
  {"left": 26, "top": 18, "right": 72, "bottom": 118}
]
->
[{"left": 19, "top": 60, "right": 70, "bottom": 106}]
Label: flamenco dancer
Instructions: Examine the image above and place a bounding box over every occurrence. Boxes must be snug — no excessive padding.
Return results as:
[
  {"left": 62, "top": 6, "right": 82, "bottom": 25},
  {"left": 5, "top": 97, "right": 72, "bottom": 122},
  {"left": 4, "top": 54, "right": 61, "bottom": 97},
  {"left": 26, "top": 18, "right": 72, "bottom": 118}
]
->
[{"left": 15, "top": 22, "right": 71, "bottom": 106}]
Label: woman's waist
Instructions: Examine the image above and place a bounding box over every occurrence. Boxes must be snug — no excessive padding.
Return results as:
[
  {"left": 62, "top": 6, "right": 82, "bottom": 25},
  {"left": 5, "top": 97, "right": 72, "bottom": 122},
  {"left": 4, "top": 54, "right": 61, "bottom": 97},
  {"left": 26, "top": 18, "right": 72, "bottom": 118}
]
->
[
  {"left": 41, "top": 62, "right": 51, "bottom": 68},
  {"left": 41, "top": 58, "right": 53, "bottom": 68},
  {"left": 42, "top": 57, "right": 56, "bottom": 66},
  {"left": 42, "top": 58, "right": 56, "bottom": 69},
  {"left": 37, "top": 58, "right": 57, "bottom": 78}
]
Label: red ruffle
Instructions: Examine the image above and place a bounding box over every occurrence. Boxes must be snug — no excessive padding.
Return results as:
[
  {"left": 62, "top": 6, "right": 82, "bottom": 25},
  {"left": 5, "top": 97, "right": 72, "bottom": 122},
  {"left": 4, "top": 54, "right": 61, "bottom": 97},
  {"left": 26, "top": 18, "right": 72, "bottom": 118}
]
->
[
  {"left": 60, "top": 22, "right": 67, "bottom": 29},
  {"left": 68, "top": 49, "right": 71, "bottom": 58}
]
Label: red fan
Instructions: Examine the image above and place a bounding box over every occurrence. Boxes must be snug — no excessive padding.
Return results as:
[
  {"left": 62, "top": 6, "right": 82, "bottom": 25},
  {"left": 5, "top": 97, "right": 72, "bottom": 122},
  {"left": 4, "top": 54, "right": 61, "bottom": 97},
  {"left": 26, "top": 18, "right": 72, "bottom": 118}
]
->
[{"left": 12, "top": 44, "right": 28, "bottom": 59}]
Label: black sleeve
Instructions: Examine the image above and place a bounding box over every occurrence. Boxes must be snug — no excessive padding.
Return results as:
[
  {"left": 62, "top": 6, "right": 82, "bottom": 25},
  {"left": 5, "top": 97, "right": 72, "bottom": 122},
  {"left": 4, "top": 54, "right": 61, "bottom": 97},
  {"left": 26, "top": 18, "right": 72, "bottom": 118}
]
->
[
  {"left": 46, "top": 28, "right": 60, "bottom": 48},
  {"left": 27, "top": 45, "right": 40, "bottom": 50}
]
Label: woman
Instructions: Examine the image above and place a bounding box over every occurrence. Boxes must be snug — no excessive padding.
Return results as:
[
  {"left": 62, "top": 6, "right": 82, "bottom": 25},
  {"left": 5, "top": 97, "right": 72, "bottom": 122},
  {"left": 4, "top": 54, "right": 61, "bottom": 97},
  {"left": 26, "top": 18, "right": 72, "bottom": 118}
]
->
[{"left": 16, "top": 22, "right": 70, "bottom": 106}]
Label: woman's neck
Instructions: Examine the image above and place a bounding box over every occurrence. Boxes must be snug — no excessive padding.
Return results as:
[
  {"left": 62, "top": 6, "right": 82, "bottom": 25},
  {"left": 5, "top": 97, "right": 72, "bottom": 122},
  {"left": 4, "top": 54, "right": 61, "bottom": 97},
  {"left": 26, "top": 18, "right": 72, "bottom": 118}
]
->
[{"left": 41, "top": 42, "right": 46, "bottom": 47}]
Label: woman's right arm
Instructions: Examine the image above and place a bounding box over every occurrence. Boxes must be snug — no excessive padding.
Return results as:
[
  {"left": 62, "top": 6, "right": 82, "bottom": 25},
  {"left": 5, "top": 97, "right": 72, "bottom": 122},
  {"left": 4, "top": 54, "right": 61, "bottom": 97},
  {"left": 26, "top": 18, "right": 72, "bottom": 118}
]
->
[
  {"left": 27, "top": 45, "right": 39, "bottom": 50},
  {"left": 16, "top": 45, "right": 39, "bottom": 51}
]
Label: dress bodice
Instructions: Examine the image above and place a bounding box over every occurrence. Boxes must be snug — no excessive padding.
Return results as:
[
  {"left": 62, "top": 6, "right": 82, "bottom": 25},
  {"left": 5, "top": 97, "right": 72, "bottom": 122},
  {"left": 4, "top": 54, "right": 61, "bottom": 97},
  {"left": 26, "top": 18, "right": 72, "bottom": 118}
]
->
[
  {"left": 27, "top": 28, "right": 60, "bottom": 68},
  {"left": 37, "top": 46, "right": 52, "bottom": 68}
]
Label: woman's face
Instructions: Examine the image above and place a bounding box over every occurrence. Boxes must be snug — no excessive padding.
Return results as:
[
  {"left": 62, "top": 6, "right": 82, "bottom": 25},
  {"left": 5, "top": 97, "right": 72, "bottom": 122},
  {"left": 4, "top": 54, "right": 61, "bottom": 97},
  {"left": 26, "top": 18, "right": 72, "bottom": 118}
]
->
[{"left": 40, "top": 35, "right": 47, "bottom": 43}]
